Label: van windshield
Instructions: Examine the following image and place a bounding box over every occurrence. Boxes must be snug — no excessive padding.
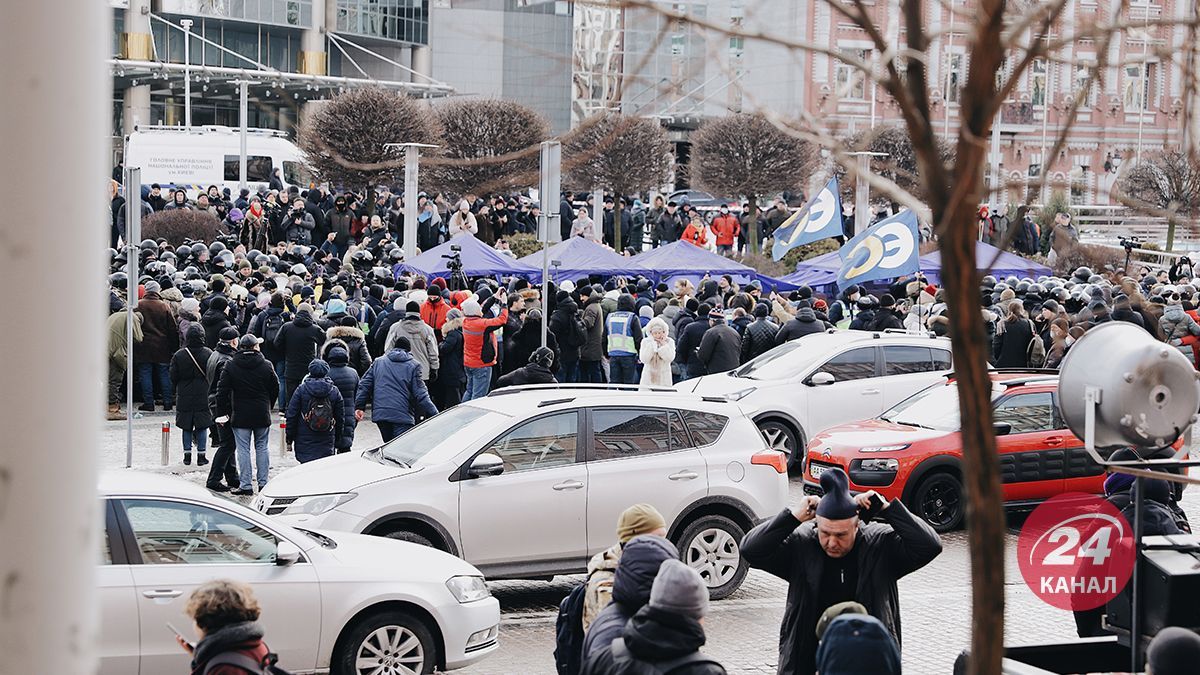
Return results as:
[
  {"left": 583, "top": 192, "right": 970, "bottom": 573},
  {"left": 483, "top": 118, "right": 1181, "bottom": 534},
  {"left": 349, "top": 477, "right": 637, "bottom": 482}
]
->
[{"left": 378, "top": 405, "right": 500, "bottom": 467}]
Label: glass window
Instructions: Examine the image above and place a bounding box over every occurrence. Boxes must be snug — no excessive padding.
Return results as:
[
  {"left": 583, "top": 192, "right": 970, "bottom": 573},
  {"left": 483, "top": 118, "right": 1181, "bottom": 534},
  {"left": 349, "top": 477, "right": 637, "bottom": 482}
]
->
[
  {"left": 1125, "top": 63, "right": 1149, "bottom": 111},
  {"left": 1030, "top": 59, "right": 1047, "bottom": 107},
  {"left": 932, "top": 349, "right": 952, "bottom": 371},
  {"left": 382, "top": 405, "right": 497, "bottom": 467},
  {"left": 733, "top": 341, "right": 822, "bottom": 380},
  {"left": 993, "top": 392, "right": 1055, "bottom": 434},
  {"left": 820, "top": 347, "right": 876, "bottom": 382},
  {"left": 593, "top": 409, "right": 672, "bottom": 461},
  {"left": 283, "top": 161, "right": 312, "bottom": 188},
  {"left": 836, "top": 49, "right": 870, "bottom": 101},
  {"left": 122, "top": 499, "right": 278, "bottom": 565},
  {"left": 884, "top": 346, "right": 935, "bottom": 376},
  {"left": 945, "top": 53, "right": 963, "bottom": 104},
  {"left": 224, "top": 155, "right": 274, "bottom": 183},
  {"left": 669, "top": 411, "right": 693, "bottom": 450},
  {"left": 484, "top": 412, "right": 579, "bottom": 472},
  {"left": 681, "top": 410, "right": 728, "bottom": 446},
  {"left": 1073, "top": 64, "right": 1096, "bottom": 108}
]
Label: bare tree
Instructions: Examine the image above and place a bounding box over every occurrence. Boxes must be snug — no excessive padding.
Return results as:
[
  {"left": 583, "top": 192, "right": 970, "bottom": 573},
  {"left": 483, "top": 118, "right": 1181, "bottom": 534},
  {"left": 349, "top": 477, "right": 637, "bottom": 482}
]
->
[
  {"left": 426, "top": 99, "right": 550, "bottom": 198},
  {"left": 835, "top": 125, "right": 953, "bottom": 203},
  {"left": 1119, "top": 151, "right": 1200, "bottom": 251},
  {"left": 690, "top": 113, "right": 816, "bottom": 254},
  {"left": 297, "top": 87, "right": 441, "bottom": 217},
  {"left": 565, "top": 112, "right": 672, "bottom": 251}
]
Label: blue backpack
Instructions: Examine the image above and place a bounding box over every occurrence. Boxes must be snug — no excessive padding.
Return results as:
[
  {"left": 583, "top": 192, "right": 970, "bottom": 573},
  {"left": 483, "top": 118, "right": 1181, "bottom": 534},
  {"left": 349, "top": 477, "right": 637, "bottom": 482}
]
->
[{"left": 554, "top": 582, "right": 588, "bottom": 675}]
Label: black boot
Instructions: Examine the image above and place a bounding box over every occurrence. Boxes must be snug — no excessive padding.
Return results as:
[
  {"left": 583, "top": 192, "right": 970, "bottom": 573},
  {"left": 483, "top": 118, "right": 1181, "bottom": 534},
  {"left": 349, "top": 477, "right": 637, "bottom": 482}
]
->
[
  {"left": 197, "top": 452, "right": 209, "bottom": 466},
  {"left": 183, "top": 452, "right": 191, "bottom": 466}
]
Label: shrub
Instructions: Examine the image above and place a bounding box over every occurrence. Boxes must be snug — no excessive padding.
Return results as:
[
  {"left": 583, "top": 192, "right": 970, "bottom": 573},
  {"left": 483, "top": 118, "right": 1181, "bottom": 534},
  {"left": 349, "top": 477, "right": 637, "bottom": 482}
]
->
[
  {"left": 507, "top": 233, "right": 544, "bottom": 259},
  {"left": 142, "top": 210, "right": 223, "bottom": 246},
  {"left": 1050, "top": 243, "right": 1122, "bottom": 275}
]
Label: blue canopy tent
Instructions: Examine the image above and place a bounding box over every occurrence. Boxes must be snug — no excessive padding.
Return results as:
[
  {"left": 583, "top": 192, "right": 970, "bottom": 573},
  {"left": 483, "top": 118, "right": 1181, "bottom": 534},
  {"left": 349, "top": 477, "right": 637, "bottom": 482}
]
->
[
  {"left": 516, "top": 236, "right": 632, "bottom": 283},
  {"left": 394, "top": 234, "right": 539, "bottom": 280},
  {"left": 627, "top": 240, "right": 799, "bottom": 291},
  {"left": 917, "top": 241, "right": 1052, "bottom": 284},
  {"left": 780, "top": 250, "right": 842, "bottom": 292}
]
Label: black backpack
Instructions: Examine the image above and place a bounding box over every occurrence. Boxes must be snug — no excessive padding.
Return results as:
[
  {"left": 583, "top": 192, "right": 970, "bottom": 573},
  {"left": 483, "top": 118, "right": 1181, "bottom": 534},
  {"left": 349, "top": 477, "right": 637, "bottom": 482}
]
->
[
  {"left": 262, "top": 312, "right": 286, "bottom": 344},
  {"left": 608, "top": 639, "right": 723, "bottom": 674},
  {"left": 303, "top": 393, "right": 336, "bottom": 433},
  {"left": 554, "top": 582, "right": 588, "bottom": 675},
  {"left": 203, "top": 651, "right": 292, "bottom": 675}
]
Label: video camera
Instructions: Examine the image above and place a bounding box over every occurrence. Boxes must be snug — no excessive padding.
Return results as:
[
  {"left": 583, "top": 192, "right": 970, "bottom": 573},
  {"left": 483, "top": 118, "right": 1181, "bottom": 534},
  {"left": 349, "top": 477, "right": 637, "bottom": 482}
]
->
[
  {"left": 441, "top": 243, "right": 463, "bottom": 272},
  {"left": 1118, "top": 236, "right": 1141, "bottom": 252}
]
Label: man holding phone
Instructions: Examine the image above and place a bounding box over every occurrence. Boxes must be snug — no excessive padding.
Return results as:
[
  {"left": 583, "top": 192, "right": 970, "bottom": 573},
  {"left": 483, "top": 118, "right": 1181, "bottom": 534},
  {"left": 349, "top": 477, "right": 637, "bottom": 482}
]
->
[{"left": 742, "top": 467, "right": 942, "bottom": 675}]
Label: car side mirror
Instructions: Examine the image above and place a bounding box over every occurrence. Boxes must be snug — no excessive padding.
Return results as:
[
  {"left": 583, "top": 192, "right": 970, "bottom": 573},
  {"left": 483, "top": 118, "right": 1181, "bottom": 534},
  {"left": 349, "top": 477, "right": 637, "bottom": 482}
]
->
[
  {"left": 276, "top": 540, "right": 301, "bottom": 566},
  {"left": 807, "top": 372, "right": 836, "bottom": 386},
  {"left": 994, "top": 422, "right": 1012, "bottom": 437},
  {"left": 468, "top": 453, "right": 505, "bottom": 479}
]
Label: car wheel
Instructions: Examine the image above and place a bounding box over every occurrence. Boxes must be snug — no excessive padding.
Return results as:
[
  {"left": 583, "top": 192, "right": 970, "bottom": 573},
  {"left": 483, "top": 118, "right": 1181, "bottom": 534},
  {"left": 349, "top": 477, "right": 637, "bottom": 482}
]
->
[
  {"left": 910, "top": 472, "right": 965, "bottom": 533},
  {"left": 382, "top": 529, "right": 435, "bottom": 549},
  {"left": 333, "top": 610, "right": 437, "bottom": 675},
  {"left": 757, "top": 420, "right": 802, "bottom": 474},
  {"left": 676, "top": 515, "right": 748, "bottom": 600}
]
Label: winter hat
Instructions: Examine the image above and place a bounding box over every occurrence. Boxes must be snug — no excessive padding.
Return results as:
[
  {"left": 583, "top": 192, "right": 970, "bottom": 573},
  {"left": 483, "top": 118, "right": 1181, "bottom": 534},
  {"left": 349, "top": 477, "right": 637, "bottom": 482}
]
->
[
  {"left": 708, "top": 309, "right": 725, "bottom": 322},
  {"left": 430, "top": 277, "right": 447, "bottom": 291},
  {"left": 228, "top": 208, "right": 244, "bottom": 223},
  {"left": 326, "top": 298, "right": 347, "bottom": 315},
  {"left": 611, "top": 535, "right": 680, "bottom": 609},
  {"left": 445, "top": 308, "right": 463, "bottom": 322},
  {"left": 639, "top": 306, "right": 653, "bottom": 320},
  {"left": 307, "top": 359, "right": 330, "bottom": 379},
  {"left": 560, "top": 279, "right": 576, "bottom": 293},
  {"left": 218, "top": 326, "right": 240, "bottom": 342},
  {"left": 753, "top": 304, "right": 769, "bottom": 318},
  {"left": 816, "top": 615, "right": 901, "bottom": 675},
  {"left": 814, "top": 298, "right": 828, "bottom": 311},
  {"left": 816, "top": 601, "right": 869, "bottom": 640},
  {"left": 339, "top": 315, "right": 357, "bottom": 327},
  {"left": 530, "top": 346, "right": 555, "bottom": 369},
  {"left": 816, "top": 467, "right": 859, "bottom": 520},
  {"left": 648, "top": 559, "right": 709, "bottom": 620},
  {"left": 300, "top": 285, "right": 315, "bottom": 299},
  {"left": 462, "top": 298, "right": 483, "bottom": 317},
  {"left": 143, "top": 280, "right": 161, "bottom": 294},
  {"left": 406, "top": 300, "right": 421, "bottom": 315},
  {"left": 297, "top": 302, "right": 314, "bottom": 315},
  {"left": 181, "top": 298, "right": 200, "bottom": 315},
  {"left": 1148, "top": 626, "right": 1200, "bottom": 675},
  {"left": 617, "top": 504, "right": 667, "bottom": 544},
  {"left": 392, "top": 335, "right": 412, "bottom": 351},
  {"left": 878, "top": 293, "right": 896, "bottom": 309}
]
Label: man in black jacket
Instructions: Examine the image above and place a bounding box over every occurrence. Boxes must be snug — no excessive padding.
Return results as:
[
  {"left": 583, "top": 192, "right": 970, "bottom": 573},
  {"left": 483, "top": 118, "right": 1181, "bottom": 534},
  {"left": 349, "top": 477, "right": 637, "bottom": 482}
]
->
[
  {"left": 675, "top": 303, "right": 712, "bottom": 381},
  {"left": 868, "top": 294, "right": 904, "bottom": 331},
  {"left": 742, "top": 467, "right": 941, "bottom": 674},
  {"left": 497, "top": 347, "right": 558, "bottom": 388},
  {"left": 741, "top": 305, "right": 779, "bottom": 363},
  {"left": 274, "top": 304, "right": 326, "bottom": 406},
  {"left": 775, "top": 301, "right": 831, "bottom": 345},
  {"left": 696, "top": 310, "right": 741, "bottom": 375},
  {"left": 204, "top": 327, "right": 241, "bottom": 492},
  {"left": 215, "top": 335, "right": 280, "bottom": 495}
]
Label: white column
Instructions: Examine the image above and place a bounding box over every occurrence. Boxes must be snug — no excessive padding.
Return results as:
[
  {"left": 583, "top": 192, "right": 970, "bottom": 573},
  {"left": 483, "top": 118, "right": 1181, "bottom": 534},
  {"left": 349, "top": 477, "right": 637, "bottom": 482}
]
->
[{"left": 0, "top": 1, "right": 105, "bottom": 674}]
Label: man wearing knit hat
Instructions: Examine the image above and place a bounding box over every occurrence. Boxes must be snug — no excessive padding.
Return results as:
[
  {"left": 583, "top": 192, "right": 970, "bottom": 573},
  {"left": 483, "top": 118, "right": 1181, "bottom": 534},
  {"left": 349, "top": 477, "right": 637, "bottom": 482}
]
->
[
  {"left": 460, "top": 288, "right": 509, "bottom": 401},
  {"left": 582, "top": 504, "right": 668, "bottom": 631},
  {"left": 581, "top": 559, "right": 725, "bottom": 675},
  {"left": 742, "top": 467, "right": 941, "bottom": 674}
]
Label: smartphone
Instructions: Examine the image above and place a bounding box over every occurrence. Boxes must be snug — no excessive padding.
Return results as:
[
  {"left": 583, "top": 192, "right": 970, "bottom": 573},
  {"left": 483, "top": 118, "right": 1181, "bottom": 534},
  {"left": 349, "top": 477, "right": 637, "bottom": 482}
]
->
[
  {"left": 858, "top": 493, "right": 886, "bottom": 523},
  {"left": 166, "top": 622, "right": 193, "bottom": 650}
]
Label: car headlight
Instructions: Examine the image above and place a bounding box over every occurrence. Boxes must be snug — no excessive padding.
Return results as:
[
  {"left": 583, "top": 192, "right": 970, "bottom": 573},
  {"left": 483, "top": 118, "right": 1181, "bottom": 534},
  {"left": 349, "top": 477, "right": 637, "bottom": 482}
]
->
[
  {"left": 859, "top": 458, "right": 899, "bottom": 472},
  {"left": 279, "top": 493, "right": 357, "bottom": 516},
  {"left": 446, "top": 575, "right": 491, "bottom": 603},
  {"left": 727, "top": 386, "right": 757, "bottom": 401},
  {"left": 860, "top": 444, "right": 910, "bottom": 453}
]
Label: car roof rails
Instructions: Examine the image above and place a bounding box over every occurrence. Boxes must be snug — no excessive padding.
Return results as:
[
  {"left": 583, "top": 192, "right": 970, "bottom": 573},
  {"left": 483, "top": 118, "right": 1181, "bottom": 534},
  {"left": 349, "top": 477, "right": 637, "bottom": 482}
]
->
[
  {"left": 877, "top": 328, "right": 940, "bottom": 338},
  {"left": 488, "top": 383, "right": 680, "bottom": 397}
]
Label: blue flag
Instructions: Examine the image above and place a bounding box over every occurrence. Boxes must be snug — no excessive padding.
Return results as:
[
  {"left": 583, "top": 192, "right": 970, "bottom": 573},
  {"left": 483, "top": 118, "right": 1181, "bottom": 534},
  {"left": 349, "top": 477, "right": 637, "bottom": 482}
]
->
[
  {"left": 771, "top": 178, "right": 844, "bottom": 261},
  {"left": 836, "top": 210, "right": 921, "bottom": 290}
]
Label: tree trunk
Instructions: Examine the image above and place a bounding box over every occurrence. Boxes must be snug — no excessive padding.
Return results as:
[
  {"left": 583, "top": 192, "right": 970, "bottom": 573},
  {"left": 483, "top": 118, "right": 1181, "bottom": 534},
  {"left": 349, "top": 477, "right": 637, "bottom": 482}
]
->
[
  {"left": 747, "top": 194, "right": 759, "bottom": 255},
  {"left": 365, "top": 186, "right": 377, "bottom": 220},
  {"left": 614, "top": 200, "right": 624, "bottom": 253},
  {"left": 1167, "top": 216, "right": 1177, "bottom": 252}
]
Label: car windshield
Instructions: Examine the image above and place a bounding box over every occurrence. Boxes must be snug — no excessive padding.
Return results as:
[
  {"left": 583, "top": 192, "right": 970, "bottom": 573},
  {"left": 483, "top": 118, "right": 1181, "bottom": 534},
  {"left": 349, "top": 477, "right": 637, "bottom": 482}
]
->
[
  {"left": 378, "top": 405, "right": 498, "bottom": 467},
  {"left": 881, "top": 382, "right": 1004, "bottom": 431},
  {"left": 732, "top": 341, "right": 820, "bottom": 380}
]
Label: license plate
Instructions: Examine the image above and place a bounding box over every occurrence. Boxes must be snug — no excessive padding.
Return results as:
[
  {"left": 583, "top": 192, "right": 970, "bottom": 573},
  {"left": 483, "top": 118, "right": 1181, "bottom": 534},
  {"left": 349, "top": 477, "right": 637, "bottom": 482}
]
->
[{"left": 809, "top": 462, "right": 828, "bottom": 479}]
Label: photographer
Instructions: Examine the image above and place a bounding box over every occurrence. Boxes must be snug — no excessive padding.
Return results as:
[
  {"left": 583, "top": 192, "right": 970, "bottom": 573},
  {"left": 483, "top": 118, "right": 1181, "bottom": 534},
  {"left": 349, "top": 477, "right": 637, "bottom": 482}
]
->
[
  {"left": 1170, "top": 255, "right": 1193, "bottom": 283},
  {"left": 742, "top": 467, "right": 941, "bottom": 675},
  {"left": 284, "top": 199, "right": 315, "bottom": 245}
]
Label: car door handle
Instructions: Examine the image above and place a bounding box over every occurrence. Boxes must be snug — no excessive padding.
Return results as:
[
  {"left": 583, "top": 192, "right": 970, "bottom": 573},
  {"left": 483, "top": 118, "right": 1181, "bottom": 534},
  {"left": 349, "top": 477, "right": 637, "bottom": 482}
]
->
[
  {"left": 141, "top": 589, "right": 182, "bottom": 599},
  {"left": 552, "top": 480, "right": 585, "bottom": 491},
  {"left": 1044, "top": 436, "right": 1064, "bottom": 447},
  {"left": 861, "top": 389, "right": 881, "bottom": 395},
  {"left": 669, "top": 470, "right": 700, "bottom": 481}
]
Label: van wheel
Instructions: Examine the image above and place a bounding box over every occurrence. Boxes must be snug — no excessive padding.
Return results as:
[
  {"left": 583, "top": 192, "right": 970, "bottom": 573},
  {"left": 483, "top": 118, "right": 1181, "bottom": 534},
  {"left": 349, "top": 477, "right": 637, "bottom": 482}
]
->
[
  {"left": 676, "top": 515, "right": 748, "bottom": 600},
  {"left": 910, "top": 472, "right": 965, "bottom": 533},
  {"left": 333, "top": 610, "right": 437, "bottom": 675},
  {"left": 757, "top": 420, "right": 802, "bottom": 474}
]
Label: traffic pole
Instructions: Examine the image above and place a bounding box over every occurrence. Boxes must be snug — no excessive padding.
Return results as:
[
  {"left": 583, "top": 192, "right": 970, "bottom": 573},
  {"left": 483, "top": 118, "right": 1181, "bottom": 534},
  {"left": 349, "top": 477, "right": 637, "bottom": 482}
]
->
[
  {"left": 161, "top": 421, "right": 170, "bottom": 465},
  {"left": 278, "top": 420, "right": 288, "bottom": 458}
]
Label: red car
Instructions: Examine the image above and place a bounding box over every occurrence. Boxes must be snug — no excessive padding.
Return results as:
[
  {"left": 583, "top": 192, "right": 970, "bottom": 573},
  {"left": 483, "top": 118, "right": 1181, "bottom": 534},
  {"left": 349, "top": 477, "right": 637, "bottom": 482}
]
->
[{"left": 803, "top": 371, "right": 1110, "bottom": 532}]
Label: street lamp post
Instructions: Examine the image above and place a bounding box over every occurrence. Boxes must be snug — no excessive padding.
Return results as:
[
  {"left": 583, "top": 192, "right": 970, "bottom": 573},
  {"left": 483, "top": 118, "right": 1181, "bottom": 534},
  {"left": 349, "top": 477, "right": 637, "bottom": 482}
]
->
[
  {"left": 847, "top": 151, "right": 889, "bottom": 236},
  {"left": 181, "top": 18, "right": 193, "bottom": 127},
  {"left": 383, "top": 142, "right": 439, "bottom": 259}
]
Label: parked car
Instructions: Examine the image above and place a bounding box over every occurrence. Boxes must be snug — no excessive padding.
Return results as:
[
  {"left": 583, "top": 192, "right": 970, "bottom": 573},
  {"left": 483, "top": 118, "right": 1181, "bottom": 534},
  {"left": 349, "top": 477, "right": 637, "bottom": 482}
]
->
[
  {"left": 98, "top": 471, "right": 498, "bottom": 675},
  {"left": 668, "top": 189, "right": 742, "bottom": 217},
  {"left": 802, "top": 371, "right": 1117, "bottom": 532},
  {"left": 256, "top": 384, "right": 789, "bottom": 599},
  {"left": 681, "top": 330, "right": 953, "bottom": 472}
]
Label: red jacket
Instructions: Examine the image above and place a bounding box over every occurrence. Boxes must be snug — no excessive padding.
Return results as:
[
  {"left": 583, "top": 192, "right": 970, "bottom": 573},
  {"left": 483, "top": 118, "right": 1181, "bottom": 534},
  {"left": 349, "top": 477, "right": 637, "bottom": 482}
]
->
[
  {"left": 421, "top": 296, "right": 450, "bottom": 335},
  {"left": 682, "top": 222, "right": 708, "bottom": 246},
  {"left": 710, "top": 214, "right": 741, "bottom": 246},
  {"left": 463, "top": 305, "right": 509, "bottom": 368}
]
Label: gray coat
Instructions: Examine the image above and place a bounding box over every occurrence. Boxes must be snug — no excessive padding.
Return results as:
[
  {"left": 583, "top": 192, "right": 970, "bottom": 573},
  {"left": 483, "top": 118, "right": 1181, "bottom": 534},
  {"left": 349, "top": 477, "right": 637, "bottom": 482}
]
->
[
  {"left": 580, "top": 296, "right": 606, "bottom": 362},
  {"left": 384, "top": 315, "right": 440, "bottom": 379}
]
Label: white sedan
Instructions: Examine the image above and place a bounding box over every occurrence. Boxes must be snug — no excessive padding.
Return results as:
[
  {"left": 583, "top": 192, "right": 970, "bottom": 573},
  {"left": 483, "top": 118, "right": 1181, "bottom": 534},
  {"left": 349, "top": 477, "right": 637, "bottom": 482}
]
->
[{"left": 97, "top": 471, "right": 499, "bottom": 675}]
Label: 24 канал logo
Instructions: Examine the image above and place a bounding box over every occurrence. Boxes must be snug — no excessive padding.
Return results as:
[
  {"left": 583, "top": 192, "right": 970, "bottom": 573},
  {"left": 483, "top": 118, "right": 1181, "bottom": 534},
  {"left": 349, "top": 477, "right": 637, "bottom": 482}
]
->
[{"left": 1017, "top": 493, "right": 1136, "bottom": 610}]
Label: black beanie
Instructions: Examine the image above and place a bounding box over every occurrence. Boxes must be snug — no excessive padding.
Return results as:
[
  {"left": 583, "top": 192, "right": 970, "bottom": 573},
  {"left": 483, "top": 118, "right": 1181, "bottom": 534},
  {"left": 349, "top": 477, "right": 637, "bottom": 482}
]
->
[
  {"left": 817, "top": 468, "right": 859, "bottom": 519},
  {"left": 406, "top": 300, "right": 421, "bottom": 314}
]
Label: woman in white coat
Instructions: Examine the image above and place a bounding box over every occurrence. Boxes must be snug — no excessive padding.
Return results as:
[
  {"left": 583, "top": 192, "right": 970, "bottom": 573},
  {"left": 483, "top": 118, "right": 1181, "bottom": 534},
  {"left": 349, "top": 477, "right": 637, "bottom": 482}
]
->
[{"left": 639, "top": 317, "right": 676, "bottom": 387}]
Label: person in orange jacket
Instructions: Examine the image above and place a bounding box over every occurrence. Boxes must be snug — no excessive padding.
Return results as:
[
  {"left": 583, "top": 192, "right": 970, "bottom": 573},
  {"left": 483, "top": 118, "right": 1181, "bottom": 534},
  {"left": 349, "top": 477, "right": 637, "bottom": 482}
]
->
[
  {"left": 710, "top": 206, "right": 741, "bottom": 256},
  {"left": 461, "top": 287, "right": 509, "bottom": 401},
  {"left": 681, "top": 212, "right": 709, "bottom": 247}
]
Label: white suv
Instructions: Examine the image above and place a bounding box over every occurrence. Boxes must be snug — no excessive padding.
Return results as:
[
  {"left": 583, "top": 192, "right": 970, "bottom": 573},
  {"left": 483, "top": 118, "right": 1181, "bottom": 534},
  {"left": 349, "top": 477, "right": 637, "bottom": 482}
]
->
[
  {"left": 680, "top": 330, "right": 953, "bottom": 472},
  {"left": 257, "top": 385, "right": 789, "bottom": 599},
  {"left": 98, "top": 471, "right": 498, "bottom": 675}
]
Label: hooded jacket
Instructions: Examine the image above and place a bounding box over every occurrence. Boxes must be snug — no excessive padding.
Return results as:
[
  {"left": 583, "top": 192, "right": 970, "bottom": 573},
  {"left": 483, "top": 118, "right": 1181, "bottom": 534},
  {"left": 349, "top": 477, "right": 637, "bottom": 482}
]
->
[
  {"left": 108, "top": 307, "right": 143, "bottom": 366},
  {"left": 274, "top": 310, "right": 326, "bottom": 381},
  {"left": 385, "top": 315, "right": 440, "bottom": 379},
  {"left": 776, "top": 307, "right": 829, "bottom": 345},
  {"left": 285, "top": 371, "right": 345, "bottom": 463},
  {"left": 437, "top": 316, "right": 466, "bottom": 388},
  {"left": 321, "top": 340, "right": 360, "bottom": 449},
  {"left": 215, "top": 349, "right": 280, "bottom": 429},
  {"left": 549, "top": 298, "right": 587, "bottom": 362},
  {"left": 188, "top": 621, "right": 272, "bottom": 675},
  {"left": 169, "top": 326, "right": 214, "bottom": 429},
  {"left": 638, "top": 325, "right": 676, "bottom": 387},
  {"left": 496, "top": 362, "right": 557, "bottom": 387},
  {"left": 421, "top": 295, "right": 451, "bottom": 336},
  {"left": 581, "top": 605, "right": 726, "bottom": 675},
  {"left": 200, "top": 307, "right": 232, "bottom": 350},
  {"left": 326, "top": 324, "right": 372, "bottom": 376},
  {"left": 462, "top": 299, "right": 509, "bottom": 369},
  {"left": 1161, "top": 304, "right": 1200, "bottom": 346},
  {"left": 354, "top": 349, "right": 438, "bottom": 424},
  {"left": 581, "top": 536, "right": 680, "bottom": 660},
  {"left": 742, "top": 502, "right": 942, "bottom": 675}
]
